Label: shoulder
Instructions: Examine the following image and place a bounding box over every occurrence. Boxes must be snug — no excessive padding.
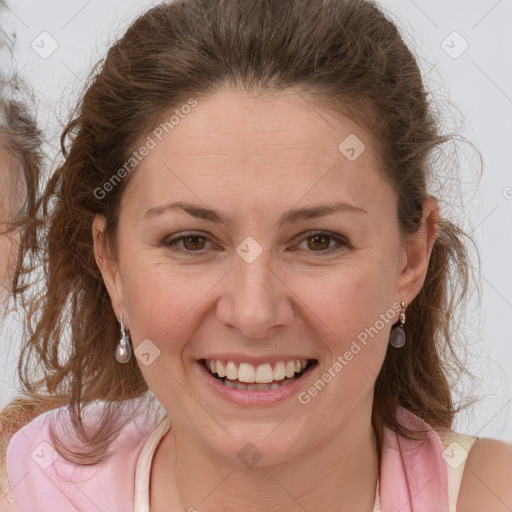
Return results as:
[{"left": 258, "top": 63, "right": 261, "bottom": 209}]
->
[
  {"left": 3, "top": 396, "right": 166, "bottom": 512},
  {"left": 457, "top": 437, "right": 512, "bottom": 512},
  {"left": 1, "top": 407, "right": 60, "bottom": 511},
  {"left": 0, "top": 420, "right": 15, "bottom": 512}
]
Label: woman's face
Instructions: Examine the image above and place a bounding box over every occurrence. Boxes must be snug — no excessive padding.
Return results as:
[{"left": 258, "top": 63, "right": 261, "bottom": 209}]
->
[
  {"left": 95, "top": 87, "right": 437, "bottom": 465},
  {"left": 0, "top": 149, "right": 20, "bottom": 302}
]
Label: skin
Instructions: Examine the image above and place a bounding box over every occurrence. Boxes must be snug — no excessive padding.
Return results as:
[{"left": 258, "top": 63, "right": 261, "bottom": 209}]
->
[
  {"left": 0, "top": 149, "right": 20, "bottom": 305},
  {"left": 93, "top": 86, "right": 441, "bottom": 511}
]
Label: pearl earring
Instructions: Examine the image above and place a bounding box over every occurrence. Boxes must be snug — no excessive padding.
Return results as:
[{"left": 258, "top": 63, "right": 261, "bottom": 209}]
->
[
  {"left": 389, "top": 301, "right": 406, "bottom": 348},
  {"left": 115, "top": 315, "right": 132, "bottom": 363}
]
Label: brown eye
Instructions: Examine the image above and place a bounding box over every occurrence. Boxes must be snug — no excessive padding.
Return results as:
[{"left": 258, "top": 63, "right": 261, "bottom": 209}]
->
[
  {"left": 162, "top": 230, "right": 348, "bottom": 256},
  {"left": 295, "top": 231, "right": 348, "bottom": 254},
  {"left": 306, "top": 234, "right": 331, "bottom": 251},
  {"left": 181, "top": 235, "right": 207, "bottom": 251},
  {"left": 162, "top": 232, "right": 212, "bottom": 253}
]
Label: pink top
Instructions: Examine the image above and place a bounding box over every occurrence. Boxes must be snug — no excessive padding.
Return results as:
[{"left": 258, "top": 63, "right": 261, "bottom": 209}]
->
[{"left": 0, "top": 396, "right": 477, "bottom": 512}]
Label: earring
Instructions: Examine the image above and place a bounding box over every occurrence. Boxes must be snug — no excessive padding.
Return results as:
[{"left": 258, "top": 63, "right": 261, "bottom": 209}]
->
[
  {"left": 115, "top": 315, "right": 132, "bottom": 363},
  {"left": 389, "top": 301, "right": 406, "bottom": 348}
]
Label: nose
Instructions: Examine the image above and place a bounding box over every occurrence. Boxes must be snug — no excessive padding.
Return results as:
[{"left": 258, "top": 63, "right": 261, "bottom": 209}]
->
[{"left": 216, "top": 253, "right": 294, "bottom": 339}]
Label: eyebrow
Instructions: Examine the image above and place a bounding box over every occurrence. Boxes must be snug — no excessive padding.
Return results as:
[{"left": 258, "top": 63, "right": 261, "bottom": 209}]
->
[{"left": 144, "top": 201, "right": 367, "bottom": 227}]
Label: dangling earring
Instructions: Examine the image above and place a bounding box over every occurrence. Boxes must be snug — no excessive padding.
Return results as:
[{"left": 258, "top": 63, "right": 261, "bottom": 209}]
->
[
  {"left": 115, "top": 315, "right": 132, "bottom": 363},
  {"left": 389, "top": 301, "right": 406, "bottom": 348}
]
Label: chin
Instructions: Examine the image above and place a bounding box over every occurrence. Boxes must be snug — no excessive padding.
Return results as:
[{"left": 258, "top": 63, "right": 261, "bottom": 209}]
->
[{"left": 204, "top": 425, "right": 304, "bottom": 468}]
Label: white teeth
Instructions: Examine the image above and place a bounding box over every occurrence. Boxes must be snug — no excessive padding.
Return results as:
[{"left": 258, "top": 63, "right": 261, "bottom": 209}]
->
[
  {"left": 273, "top": 361, "right": 286, "bottom": 381},
  {"left": 205, "top": 358, "right": 311, "bottom": 383},
  {"left": 254, "top": 364, "right": 274, "bottom": 383},
  {"left": 225, "top": 361, "right": 238, "bottom": 380},
  {"left": 219, "top": 378, "right": 296, "bottom": 391},
  {"left": 285, "top": 361, "right": 296, "bottom": 378},
  {"left": 238, "top": 363, "right": 256, "bottom": 383}
]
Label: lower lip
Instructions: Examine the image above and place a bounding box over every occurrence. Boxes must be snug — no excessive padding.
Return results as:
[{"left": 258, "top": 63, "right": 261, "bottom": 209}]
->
[{"left": 194, "top": 360, "right": 317, "bottom": 406}]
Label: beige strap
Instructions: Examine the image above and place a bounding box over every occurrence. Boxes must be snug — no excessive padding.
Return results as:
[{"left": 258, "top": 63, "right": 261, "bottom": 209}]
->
[
  {"left": 134, "top": 415, "right": 172, "bottom": 512},
  {"left": 372, "top": 476, "right": 381, "bottom": 511},
  {"left": 371, "top": 430, "right": 477, "bottom": 512},
  {"left": 437, "top": 430, "right": 478, "bottom": 511}
]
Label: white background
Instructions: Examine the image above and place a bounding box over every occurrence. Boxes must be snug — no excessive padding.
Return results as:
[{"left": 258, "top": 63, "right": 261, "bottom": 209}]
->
[{"left": 0, "top": 0, "right": 511, "bottom": 442}]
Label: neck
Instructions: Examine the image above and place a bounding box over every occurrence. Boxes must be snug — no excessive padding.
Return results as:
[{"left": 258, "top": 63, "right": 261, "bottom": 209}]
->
[{"left": 151, "top": 404, "right": 379, "bottom": 512}]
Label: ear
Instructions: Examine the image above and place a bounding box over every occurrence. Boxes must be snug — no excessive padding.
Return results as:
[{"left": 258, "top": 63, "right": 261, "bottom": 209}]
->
[
  {"left": 92, "top": 215, "right": 125, "bottom": 320},
  {"left": 396, "top": 196, "right": 439, "bottom": 304}
]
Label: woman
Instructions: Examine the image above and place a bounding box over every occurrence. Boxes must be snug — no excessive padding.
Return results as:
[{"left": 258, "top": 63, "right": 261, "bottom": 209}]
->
[
  {"left": 0, "top": 76, "right": 40, "bottom": 309},
  {"left": 0, "top": 74, "right": 41, "bottom": 507},
  {"left": 1, "top": 0, "right": 511, "bottom": 511}
]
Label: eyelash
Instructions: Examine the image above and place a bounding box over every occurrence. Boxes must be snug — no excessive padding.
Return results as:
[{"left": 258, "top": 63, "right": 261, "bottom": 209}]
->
[{"left": 161, "top": 230, "right": 349, "bottom": 256}]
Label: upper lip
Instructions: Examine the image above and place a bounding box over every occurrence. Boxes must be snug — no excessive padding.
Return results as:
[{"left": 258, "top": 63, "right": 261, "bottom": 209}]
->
[{"left": 198, "top": 355, "right": 317, "bottom": 365}]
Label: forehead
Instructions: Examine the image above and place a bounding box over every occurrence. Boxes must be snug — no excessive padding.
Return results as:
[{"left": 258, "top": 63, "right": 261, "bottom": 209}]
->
[
  {"left": 154, "top": 88, "right": 372, "bottom": 158},
  {"left": 123, "top": 88, "right": 393, "bottom": 218}
]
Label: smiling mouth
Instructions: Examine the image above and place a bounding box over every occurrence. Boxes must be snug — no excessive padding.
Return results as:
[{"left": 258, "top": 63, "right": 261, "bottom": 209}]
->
[{"left": 200, "top": 359, "right": 317, "bottom": 391}]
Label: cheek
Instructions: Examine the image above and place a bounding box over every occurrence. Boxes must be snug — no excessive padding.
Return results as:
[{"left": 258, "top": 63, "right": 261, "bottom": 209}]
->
[
  {"left": 289, "top": 258, "right": 398, "bottom": 381},
  {"left": 119, "top": 266, "right": 198, "bottom": 395},
  {"left": 288, "top": 271, "right": 395, "bottom": 421},
  {"left": 302, "top": 249, "right": 398, "bottom": 325},
  {"left": 120, "top": 255, "right": 224, "bottom": 352}
]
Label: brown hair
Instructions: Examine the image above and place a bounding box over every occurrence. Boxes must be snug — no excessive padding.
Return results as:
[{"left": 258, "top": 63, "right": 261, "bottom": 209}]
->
[{"left": 1, "top": 0, "right": 480, "bottom": 466}]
